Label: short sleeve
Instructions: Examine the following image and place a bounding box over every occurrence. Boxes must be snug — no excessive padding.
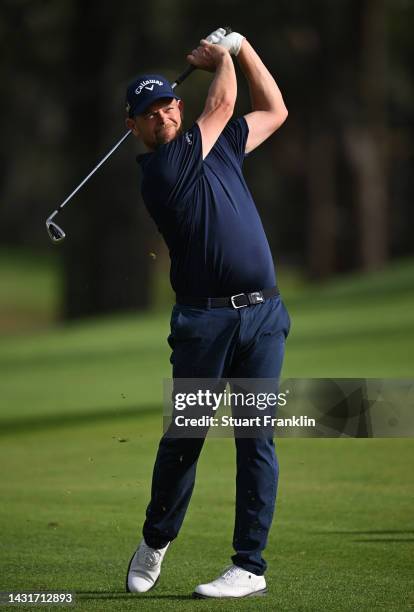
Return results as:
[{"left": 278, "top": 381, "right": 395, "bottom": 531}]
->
[
  {"left": 221, "top": 117, "right": 250, "bottom": 166},
  {"left": 141, "top": 124, "right": 203, "bottom": 210}
]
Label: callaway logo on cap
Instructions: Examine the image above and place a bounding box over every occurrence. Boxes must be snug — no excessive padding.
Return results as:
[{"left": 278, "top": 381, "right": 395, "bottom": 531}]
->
[{"left": 125, "top": 73, "right": 180, "bottom": 118}]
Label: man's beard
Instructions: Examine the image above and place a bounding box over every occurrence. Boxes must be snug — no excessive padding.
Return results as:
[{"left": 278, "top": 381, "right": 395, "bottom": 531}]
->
[{"left": 154, "top": 123, "right": 183, "bottom": 148}]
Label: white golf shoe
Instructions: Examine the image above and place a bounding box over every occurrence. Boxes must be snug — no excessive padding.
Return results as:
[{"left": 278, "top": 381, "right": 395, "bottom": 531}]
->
[
  {"left": 193, "top": 564, "right": 267, "bottom": 598},
  {"left": 126, "top": 539, "right": 170, "bottom": 593}
]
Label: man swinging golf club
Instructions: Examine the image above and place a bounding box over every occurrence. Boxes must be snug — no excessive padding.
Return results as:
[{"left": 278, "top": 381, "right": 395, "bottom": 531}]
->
[{"left": 125, "top": 28, "right": 290, "bottom": 598}]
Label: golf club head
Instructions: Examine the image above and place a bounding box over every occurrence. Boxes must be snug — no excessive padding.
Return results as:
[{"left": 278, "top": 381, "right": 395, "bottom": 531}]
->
[{"left": 46, "top": 220, "right": 66, "bottom": 243}]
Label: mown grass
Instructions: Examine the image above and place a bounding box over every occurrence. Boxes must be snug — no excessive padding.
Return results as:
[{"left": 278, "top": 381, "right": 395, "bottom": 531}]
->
[
  {"left": 1, "top": 421, "right": 412, "bottom": 611},
  {"left": 0, "top": 253, "right": 413, "bottom": 610}
]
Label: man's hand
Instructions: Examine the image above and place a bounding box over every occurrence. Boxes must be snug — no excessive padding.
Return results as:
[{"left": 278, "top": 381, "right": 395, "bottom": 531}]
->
[
  {"left": 204, "top": 27, "right": 246, "bottom": 56},
  {"left": 218, "top": 32, "right": 245, "bottom": 56},
  {"left": 187, "top": 39, "right": 230, "bottom": 73},
  {"left": 205, "top": 27, "right": 227, "bottom": 44}
]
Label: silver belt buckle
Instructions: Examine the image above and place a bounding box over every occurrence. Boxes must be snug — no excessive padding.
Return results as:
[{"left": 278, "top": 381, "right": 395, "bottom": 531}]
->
[
  {"left": 250, "top": 291, "right": 264, "bottom": 304},
  {"left": 230, "top": 293, "right": 248, "bottom": 309}
]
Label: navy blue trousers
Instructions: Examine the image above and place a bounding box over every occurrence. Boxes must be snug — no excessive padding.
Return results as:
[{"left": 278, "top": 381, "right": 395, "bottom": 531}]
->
[{"left": 142, "top": 295, "right": 290, "bottom": 575}]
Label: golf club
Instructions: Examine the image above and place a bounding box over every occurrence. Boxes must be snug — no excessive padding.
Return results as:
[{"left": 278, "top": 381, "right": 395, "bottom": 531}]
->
[{"left": 46, "top": 27, "right": 232, "bottom": 244}]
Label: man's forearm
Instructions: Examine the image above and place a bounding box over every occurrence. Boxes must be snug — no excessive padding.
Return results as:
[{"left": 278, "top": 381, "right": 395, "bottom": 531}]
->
[
  {"left": 237, "top": 39, "right": 287, "bottom": 117},
  {"left": 204, "top": 53, "right": 237, "bottom": 114}
]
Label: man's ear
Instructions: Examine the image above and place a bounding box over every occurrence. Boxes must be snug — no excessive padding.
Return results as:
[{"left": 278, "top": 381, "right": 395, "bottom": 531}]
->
[{"left": 126, "top": 117, "right": 140, "bottom": 138}]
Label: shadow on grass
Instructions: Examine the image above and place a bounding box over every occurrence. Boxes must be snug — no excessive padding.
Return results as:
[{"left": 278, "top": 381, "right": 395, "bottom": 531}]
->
[
  {"left": 0, "top": 344, "right": 165, "bottom": 372},
  {"left": 77, "top": 592, "right": 192, "bottom": 600},
  {"left": 353, "top": 538, "right": 414, "bottom": 542},
  {"left": 0, "top": 404, "right": 158, "bottom": 437},
  {"left": 315, "top": 530, "right": 414, "bottom": 535},
  {"left": 313, "top": 529, "right": 414, "bottom": 543}
]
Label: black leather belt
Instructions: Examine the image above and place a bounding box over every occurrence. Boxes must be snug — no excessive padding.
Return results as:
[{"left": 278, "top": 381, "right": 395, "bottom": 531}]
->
[{"left": 176, "top": 286, "right": 279, "bottom": 309}]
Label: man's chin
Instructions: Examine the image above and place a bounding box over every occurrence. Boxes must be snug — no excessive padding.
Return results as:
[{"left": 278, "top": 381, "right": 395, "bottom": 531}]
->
[
  {"left": 156, "top": 135, "right": 173, "bottom": 146},
  {"left": 155, "top": 126, "right": 182, "bottom": 147}
]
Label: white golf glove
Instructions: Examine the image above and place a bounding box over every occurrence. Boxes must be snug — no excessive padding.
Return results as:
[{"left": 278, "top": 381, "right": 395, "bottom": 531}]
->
[
  {"left": 205, "top": 28, "right": 245, "bottom": 56},
  {"left": 205, "top": 27, "right": 227, "bottom": 44}
]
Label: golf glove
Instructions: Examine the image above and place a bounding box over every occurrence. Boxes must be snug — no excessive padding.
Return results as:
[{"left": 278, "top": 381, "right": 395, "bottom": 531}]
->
[
  {"left": 205, "top": 27, "right": 228, "bottom": 44},
  {"left": 205, "top": 28, "right": 245, "bottom": 56}
]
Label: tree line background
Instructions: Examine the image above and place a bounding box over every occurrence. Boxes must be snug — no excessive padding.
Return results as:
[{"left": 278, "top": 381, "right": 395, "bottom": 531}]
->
[{"left": 1, "top": 0, "right": 413, "bottom": 320}]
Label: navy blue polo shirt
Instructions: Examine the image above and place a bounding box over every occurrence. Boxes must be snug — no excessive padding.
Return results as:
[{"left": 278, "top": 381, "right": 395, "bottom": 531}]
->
[{"left": 137, "top": 117, "right": 276, "bottom": 297}]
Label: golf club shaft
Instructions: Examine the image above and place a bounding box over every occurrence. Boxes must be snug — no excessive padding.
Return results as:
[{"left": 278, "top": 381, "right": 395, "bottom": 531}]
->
[{"left": 49, "top": 130, "right": 132, "bottom": 221}]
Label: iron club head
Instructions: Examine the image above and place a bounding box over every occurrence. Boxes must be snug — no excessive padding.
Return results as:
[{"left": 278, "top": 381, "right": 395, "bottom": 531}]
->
[{"left": 46, "top": 220, "right": 66, "bottom": 243}]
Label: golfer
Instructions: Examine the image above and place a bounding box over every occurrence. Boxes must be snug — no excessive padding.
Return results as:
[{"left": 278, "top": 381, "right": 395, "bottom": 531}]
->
[{"left": 125, "top": 28, "right": 290, "bottom": 598}]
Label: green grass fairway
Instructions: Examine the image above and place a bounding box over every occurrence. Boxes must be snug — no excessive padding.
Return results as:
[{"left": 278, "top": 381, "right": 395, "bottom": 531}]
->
[
  {"left": 1, "top": 258, "right": 414, "bottom": 610},
  {"left": 1, "top": 423, "right": 413, "bottom": 611}
]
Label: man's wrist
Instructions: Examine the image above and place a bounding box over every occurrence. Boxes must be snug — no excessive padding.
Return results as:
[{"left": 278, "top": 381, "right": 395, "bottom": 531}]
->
[
  {"left": 215, "top": 49, "right": 233, "bottom": 69},
  {"left": 237, "top": 37, "right": 247, "bottom": 56}
]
